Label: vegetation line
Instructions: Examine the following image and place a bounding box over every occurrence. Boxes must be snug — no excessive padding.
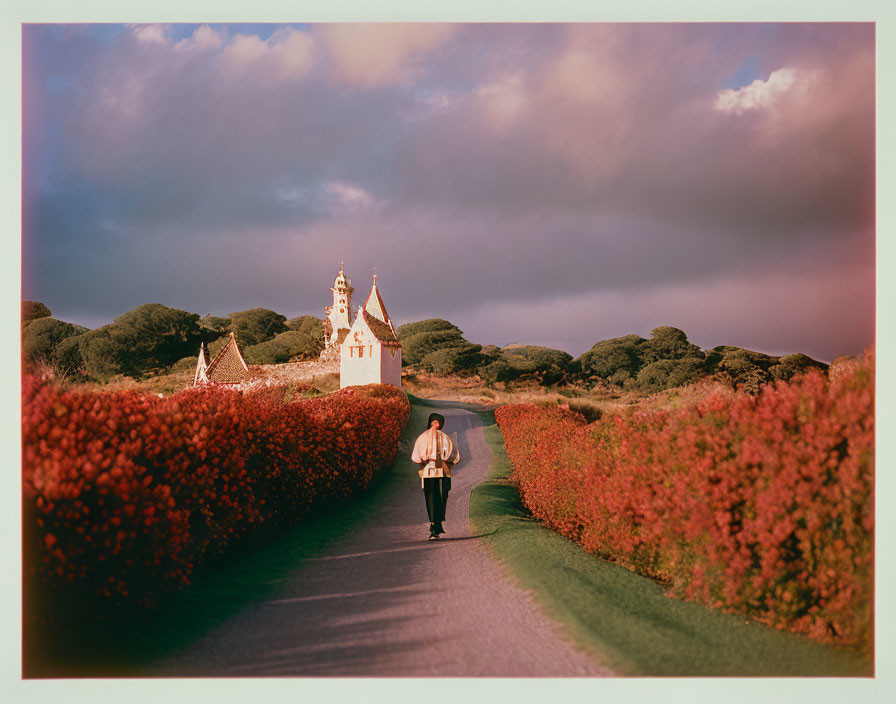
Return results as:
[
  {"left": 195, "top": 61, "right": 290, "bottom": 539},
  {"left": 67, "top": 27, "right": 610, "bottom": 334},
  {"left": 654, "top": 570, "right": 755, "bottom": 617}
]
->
[
  {"left": 25, "top": 401, "right": 430, "bottom": 678},
  {"left": 468, "top": 418, "right": 872, "bottom": 677}
]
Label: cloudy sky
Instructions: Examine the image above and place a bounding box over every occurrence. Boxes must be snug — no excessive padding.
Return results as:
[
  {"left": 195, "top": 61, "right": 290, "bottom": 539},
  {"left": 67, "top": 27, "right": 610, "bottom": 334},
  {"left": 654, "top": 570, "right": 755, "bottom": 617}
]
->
[{"left": 22, "top": 22, "right": 875, "bottom": 361}]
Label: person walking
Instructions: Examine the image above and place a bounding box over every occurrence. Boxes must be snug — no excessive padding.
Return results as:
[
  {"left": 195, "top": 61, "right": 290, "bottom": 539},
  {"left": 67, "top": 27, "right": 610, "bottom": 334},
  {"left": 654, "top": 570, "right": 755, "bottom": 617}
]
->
[{"left": 411, "top": 412, "right": 460, "bottom": 541}]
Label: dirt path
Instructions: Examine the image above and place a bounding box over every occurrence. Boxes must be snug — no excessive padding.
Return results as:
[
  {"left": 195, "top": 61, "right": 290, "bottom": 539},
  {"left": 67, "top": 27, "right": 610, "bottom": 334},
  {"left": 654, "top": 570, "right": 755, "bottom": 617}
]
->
[{"left": 149, "top": 407, "right": 612, "bottom": 677}]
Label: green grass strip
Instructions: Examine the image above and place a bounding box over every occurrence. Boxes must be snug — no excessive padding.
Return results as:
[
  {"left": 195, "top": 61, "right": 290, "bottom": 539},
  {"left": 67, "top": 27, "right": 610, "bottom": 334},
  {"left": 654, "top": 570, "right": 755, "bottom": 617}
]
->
[{"left": 470, "top": 414, "right": 872, "bottom": 677}]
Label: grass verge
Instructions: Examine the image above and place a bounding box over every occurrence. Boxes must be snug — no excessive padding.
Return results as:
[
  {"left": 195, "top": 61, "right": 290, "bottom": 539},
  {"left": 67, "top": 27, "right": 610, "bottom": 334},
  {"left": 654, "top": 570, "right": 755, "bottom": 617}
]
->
[
  {"left": 25, "top": 400, "right": 431, "bottom": 678},
  {"left": 469, "top": 412, "right": 873, "bottom": 677}
]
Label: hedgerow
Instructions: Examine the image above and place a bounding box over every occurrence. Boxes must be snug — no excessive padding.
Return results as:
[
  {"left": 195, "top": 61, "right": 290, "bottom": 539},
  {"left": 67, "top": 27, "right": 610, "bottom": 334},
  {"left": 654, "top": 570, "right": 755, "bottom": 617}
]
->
[
  {"left": 22, "top": 375, "right": 409, "bottom": 612},
  {"left": 495, "top": 350, "right": 873, "bottom": 647}
]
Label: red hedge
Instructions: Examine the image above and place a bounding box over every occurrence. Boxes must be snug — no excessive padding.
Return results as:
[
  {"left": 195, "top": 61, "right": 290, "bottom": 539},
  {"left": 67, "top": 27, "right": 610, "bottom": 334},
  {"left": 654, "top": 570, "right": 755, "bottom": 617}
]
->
[
  {"left": 22, "top": 376, "right": 409, "bottom": 609},
  {"left": 495, "top": 351, "right": 873, "bottom": 647}
]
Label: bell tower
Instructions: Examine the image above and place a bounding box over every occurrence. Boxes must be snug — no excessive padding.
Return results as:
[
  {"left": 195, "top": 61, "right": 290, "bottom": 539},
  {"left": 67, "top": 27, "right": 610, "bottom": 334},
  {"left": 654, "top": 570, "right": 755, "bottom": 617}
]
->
[{"left": 324, "top": 262, "right": 354, "bottom": 347}]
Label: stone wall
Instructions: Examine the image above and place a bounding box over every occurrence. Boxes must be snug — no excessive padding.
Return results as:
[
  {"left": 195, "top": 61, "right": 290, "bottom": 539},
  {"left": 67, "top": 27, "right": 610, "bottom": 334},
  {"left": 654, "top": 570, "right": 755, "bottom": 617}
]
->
[{"left": 216, "top": 359, "right": 339, "bottom": 392}]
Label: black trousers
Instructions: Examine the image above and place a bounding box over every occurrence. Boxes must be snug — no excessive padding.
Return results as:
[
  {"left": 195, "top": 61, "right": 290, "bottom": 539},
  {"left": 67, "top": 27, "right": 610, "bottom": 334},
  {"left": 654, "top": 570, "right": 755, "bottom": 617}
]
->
[{"left": 423, "top": 477, "right": 451, "bottom": 523}]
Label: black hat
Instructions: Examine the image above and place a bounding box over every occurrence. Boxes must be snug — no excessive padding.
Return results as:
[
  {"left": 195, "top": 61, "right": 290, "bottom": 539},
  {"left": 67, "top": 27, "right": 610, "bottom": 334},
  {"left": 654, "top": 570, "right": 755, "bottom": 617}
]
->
[{"left": 427, "top": 413, "right": 446, "bottom": 430}]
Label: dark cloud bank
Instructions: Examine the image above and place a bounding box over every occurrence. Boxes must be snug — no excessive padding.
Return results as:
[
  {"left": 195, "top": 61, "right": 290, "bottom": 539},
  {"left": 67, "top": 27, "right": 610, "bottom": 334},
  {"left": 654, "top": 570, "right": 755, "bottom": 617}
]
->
[{"left": 22, "top": 23, "right": 874, "bottom": 361}]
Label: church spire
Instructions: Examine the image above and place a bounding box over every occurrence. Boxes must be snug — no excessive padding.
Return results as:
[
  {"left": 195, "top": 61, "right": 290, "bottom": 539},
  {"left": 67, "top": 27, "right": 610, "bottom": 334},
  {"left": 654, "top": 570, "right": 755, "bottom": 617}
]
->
[{"left": 364, "top": 270, "right": 392, "bottom": 326}]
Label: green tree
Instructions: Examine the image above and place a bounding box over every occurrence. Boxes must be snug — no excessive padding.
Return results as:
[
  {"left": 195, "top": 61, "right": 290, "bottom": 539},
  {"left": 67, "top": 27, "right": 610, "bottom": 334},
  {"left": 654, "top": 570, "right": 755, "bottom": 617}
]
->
[
  {"left": 199, "top": 314, "right": 231, "bottom": 333},
  {"left": 76, "top": 304, "right": 205, "bottom": 380},
  {"left": 53, "top": 335, "right": 86, "bottom": 378},
  {"left": 495, "top": 346, "right": 574, "bottom": 385},
  {"left": 575, "top": 334, "right": 645, "bottom": 381},
  {"left": 608, "top": 368, "right": 634, "bottom": 388},
  {"left": 769, "top": 353, "right": 828, "bottom": 381},
  {"left": 639, "top": 326, "right": 704, "bottom": 365},
  {"left": 419, "top": 343, "right": 484, "bottom": 375},
  {"left": 113, "top": 304, "right": 205, "bottom": 374},
  {"left": 401, "top": 329, "right": 470, "bottom": 366},
  {"left": 705, "top": 346, "right": 776, "bottom": 393},
  {"left": 286, "top": 315, "right": 325, "bottom": 345},
  {"left": 77, "top": 326, "right": 123, "bottom": 381},
  {"left": 229, "top": 308, "right": 288, "bottom": 347},
  {"left": 480, "top": 358, "right": 517, "bottom": 386},
  {"left": 243, "top": 331, "right": 321, "bottom": 364},
  {"left": 396, "top": 319, "right": 486, "bottom": 373},
  {"left": 22, "top": 318, "right": 87, "bottom": 370},
  {"left": 396, "top": 318, "right": 461, "bottom": 339},
  {"left": 22, "top": 301, "right": 51, "bottom": 323},
  {"left": 635, "top": 358, "right": 706, "bottom": 393}
]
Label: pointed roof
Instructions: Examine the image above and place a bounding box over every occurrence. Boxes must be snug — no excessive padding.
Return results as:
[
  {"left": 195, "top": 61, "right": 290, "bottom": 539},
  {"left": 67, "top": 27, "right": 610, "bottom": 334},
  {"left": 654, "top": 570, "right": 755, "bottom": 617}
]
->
[
  {"left": 360, "top": 308, "right": 401, "bottom": 346},
  {"left": 205, "top": 332, "right": 249, "bottom": 384},
  {"left": 364, "top": 274, "right": 392, "bottom": 326}
]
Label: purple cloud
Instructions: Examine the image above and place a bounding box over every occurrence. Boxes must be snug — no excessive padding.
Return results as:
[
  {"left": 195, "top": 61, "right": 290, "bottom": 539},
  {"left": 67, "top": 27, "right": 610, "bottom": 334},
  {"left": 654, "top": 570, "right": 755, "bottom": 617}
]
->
[{"left": 22, "top": 23, "right": 875, "bottom": 362}]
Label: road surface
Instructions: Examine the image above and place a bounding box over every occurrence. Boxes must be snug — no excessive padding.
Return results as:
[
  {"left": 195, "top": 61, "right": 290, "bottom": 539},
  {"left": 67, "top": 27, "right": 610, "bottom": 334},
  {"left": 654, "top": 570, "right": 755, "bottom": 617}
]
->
[{"left": 150, "top": 406, "right": 612, "bottom": 677}]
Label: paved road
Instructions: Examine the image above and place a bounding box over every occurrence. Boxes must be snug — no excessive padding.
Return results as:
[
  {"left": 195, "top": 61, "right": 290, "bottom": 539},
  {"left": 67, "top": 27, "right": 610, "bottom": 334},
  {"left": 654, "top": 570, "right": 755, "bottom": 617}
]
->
[{"left": 150, "top": 407, "right": 612, "bottom": 677}]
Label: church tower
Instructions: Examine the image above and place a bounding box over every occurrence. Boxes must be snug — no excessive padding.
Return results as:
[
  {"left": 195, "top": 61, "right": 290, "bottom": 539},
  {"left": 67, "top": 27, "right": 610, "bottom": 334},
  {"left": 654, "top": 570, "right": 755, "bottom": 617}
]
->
[{"left": 324, "top": 262, "right": 354, "bottom": 348}]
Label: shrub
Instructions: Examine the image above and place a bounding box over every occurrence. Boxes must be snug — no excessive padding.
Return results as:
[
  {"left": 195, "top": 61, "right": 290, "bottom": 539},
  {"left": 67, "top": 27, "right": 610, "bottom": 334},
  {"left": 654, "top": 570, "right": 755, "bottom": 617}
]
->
[
  {"left": 22, "top": 376, "right": 410, "bottom": 614},
  {"left": 496, "top": 349, "right": 874, "bottom": 647}
]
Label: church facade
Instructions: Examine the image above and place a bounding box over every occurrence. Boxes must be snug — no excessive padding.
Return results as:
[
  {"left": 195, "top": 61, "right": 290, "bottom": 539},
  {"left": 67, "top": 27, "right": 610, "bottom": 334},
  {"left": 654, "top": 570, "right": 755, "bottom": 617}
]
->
[{"left": 339, "top": 274, "right": 402, "bottom": 389}]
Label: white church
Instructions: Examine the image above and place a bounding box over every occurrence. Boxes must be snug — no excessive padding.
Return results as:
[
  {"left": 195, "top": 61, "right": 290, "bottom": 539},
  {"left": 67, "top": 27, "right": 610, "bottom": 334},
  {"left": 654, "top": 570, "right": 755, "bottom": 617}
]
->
[{"left": 323, "top": 264, "right": 402, "bottom": 389}]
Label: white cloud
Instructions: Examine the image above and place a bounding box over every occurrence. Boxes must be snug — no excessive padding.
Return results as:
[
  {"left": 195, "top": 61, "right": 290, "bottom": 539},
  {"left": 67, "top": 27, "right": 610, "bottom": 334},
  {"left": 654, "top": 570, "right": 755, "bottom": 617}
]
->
[
  {"left": 323, "top": 180, "right": 377, "bottom": 212},
  {"left": 222, "top": 33, "right": 268, "bottom": 67},
  {"left": 318, "top": 23, "right": 455, "bottom": 88},
  {"left": 133, "top": 24, "right": 167, "bottom": 45},
  {"left": 271, "top": 28, "right": 315, "bottom": 78},
  {"left": 477, "top": 74, "right": 528, "bottom": 128},
  {"left": 219, "top": 28, "right": 314, "bottom": 80},
  {"left": 714, "top": 68, "right": 813, "bottom": 115},
  {"left": 175, "top": 24, "right": 223, "bottom": 52}
]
